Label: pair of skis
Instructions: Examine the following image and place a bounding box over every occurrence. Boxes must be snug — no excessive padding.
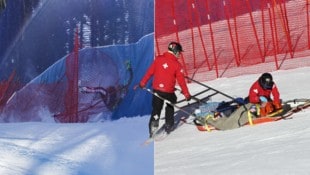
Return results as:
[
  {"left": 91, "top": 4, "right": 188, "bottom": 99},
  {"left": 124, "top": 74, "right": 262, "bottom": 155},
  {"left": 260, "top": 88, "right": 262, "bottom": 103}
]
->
[
  {"left": 142, "top": 116, "right": 187, "bottom": 146},
  {"left": 142, "top": 125, "right": 167, "bottom": 146}
]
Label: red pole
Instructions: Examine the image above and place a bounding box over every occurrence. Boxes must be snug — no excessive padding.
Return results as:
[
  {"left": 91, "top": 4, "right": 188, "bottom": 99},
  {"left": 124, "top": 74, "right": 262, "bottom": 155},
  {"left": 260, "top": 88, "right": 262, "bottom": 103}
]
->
[
  {"left": 171, "top": 0, "right": 189, "bottom": 77},
  {"left": 246, "top": 0, "right": 264, "bottom": 62},
  {"left": 270, "top": 1, "right": 280, "bottom": 54},
  {"left": 261, "top": 0, "right": 267, "bottom": 57},
  {"left": 205, "top": 1, "right": 218, "bottom": 75},
  {"left": 231, "top": 0, "right": 241, "bottom": 66},
  {"left": 268, "top": 3, "right": 280, "bottom": 69},
  {"left": 272, "top": 0, "right": 293, "bottom": 58},
  {"left": 187, "top": 0, "right": 197, "bottom": 68},
  {"left": 223, "top": 0, "right": 239, "bottom": 68},
  {"left": 191, "top": 0, "right": 211, "bottom": 70},
  {"left": 307, "top": 0, "right": 310, "bottom": 49},
  {"left": 279, "top": 0, "right": 294, "bottom": 58}
]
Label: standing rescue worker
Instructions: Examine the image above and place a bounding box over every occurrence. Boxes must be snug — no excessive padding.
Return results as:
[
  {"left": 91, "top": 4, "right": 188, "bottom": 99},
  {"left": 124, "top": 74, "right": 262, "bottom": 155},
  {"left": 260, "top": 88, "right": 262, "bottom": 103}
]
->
[{"left": 138, "top": 42, "right": 191, "bottom": 137}]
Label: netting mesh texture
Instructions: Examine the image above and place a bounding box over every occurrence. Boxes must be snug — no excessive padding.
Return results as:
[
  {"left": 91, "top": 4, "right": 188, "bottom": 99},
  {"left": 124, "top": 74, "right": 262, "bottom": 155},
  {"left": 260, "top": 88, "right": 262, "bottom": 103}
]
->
[{"left": 155, "top": 0, "right": 310, "bottom": 81}]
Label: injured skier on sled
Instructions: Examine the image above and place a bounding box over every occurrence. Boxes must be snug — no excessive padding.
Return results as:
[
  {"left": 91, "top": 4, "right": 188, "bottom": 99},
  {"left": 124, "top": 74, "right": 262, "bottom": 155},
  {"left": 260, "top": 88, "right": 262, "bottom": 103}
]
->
[{"left": 193, "top": 72, "right": 290, "bottom": 131}]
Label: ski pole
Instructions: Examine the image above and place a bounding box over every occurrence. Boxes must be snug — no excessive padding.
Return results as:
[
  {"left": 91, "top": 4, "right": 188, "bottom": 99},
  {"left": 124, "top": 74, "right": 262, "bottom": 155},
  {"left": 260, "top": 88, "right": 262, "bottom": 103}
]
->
[
  {"left": 143, "top": 88, "right": 213, "bottom": 132},
  {"left": 143, "top": 88, "right": 196, "bottom": 118}
]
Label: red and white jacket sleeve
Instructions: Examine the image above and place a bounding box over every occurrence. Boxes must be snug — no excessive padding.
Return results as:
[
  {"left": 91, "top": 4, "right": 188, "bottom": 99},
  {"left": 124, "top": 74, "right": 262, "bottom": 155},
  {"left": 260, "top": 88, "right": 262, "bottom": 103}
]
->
[
  {"left": 139, "top": 62, "right": 154, "bottom": 88},
  {"left": 271, "top": 85, "right": 280, "bottom": 104},
  {"left": 248, "top": 82, "right": 261, "bottom": 103}
]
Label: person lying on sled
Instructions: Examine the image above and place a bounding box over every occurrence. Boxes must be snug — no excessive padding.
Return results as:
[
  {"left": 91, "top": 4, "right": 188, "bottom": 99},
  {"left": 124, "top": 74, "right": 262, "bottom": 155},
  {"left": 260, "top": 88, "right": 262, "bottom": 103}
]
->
[
  {"left": 248, "top": 72, "right": 282, "bottom": 117},
  {"left": 196, "top": 73, "right": 282, "bottom": 131}
]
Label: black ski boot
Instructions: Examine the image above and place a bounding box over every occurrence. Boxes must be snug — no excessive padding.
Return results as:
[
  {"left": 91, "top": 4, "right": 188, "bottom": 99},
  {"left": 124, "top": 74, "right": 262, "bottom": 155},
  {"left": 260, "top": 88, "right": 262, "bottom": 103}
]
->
[
  {"left": 149, "top": 120, "right": 159, "bottom": 138},
  {"left": 164, "top": 123, "right": 173, "bottom": 134}
]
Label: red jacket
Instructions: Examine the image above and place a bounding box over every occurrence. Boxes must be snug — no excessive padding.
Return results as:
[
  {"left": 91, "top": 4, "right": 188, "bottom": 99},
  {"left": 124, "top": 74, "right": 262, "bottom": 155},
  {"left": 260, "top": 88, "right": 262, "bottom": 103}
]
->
[
  {"left": 248, "top": 80, "right": 280, "bottom": 104},
  {"left": 140, "top": 52, "right": 190, "bottom": 98}
]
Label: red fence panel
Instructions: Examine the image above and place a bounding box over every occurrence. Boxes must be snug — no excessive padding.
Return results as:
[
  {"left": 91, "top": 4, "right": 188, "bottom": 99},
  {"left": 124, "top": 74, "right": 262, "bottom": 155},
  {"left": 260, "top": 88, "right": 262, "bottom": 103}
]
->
[{"left": 155, "top": 0, "right": 310, "bottom": 82}]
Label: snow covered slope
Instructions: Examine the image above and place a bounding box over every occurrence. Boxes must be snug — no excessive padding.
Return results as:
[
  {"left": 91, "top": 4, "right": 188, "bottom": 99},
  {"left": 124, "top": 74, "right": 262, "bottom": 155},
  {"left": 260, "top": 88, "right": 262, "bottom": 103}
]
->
[
  {"left": 155, "top": 66, "right": 310, "bottom": 175},
  {"left": 0, "top": 117, "right": 153, "bottom": 175},
  {"left": 0, "top": 66, "right": 309, "bottom": 175}
]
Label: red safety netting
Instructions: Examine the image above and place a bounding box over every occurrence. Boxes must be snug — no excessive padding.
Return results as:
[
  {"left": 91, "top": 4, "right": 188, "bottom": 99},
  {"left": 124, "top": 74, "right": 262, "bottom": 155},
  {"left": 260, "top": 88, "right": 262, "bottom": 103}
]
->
[
  {"left": 0, "top": 30, "right": 132, "bottom": 123},
  {"left": 0, "top": 0, "right": 153, "bottom": 123},
  {"left": 155, "top": 0, "right": 310, "bottom": 81}
]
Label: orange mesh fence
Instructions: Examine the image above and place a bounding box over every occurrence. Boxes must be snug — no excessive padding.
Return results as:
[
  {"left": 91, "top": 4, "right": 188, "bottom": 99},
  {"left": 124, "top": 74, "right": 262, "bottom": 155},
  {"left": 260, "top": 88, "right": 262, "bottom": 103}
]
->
[{"left": 155, "top": 0, "right": 310, "bottom": 81}]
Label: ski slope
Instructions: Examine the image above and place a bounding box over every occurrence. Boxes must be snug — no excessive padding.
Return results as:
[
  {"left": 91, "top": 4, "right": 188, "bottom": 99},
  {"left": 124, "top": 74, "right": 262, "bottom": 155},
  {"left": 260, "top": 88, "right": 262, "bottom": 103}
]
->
[
  {"left": 0, "top": 117, "right": 153, "bottom": 175},
  {"left": 0, "top": 66, "right": 309, "bottom": 175},
  {"left": 155, "top": 66, "right": 310, "bottom": 175}
]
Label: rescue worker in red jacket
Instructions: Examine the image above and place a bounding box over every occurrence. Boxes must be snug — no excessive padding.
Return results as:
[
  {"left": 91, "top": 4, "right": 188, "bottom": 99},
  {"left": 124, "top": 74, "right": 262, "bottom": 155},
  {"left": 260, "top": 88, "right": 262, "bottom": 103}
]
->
[
  {"left": 139, "top": 42, "right": 191, "bottom": 137},
  {"left": 248, "top": 72, "right": 282, "bottom": 116}
]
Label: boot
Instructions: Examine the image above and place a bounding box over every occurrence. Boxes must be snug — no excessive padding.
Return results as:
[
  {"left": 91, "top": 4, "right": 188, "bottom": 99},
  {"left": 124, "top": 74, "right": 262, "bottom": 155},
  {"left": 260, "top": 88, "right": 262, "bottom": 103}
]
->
[
  {"left": 164, "top": 123, "right": 173, "bottom": 134},
  {"left": 149, "top": 120, "right": 159, "bottom": 138}
]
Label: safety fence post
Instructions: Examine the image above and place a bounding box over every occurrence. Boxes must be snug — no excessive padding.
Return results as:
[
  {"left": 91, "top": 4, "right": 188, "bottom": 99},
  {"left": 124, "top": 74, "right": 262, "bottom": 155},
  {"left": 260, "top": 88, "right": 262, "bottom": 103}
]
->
[
  {"left": 223, "top": 0, "right": 239, "bottom": 70},
  {"left": 170, "top": 1, "right": 189, "bottom": 78},
  {"left": 246, "top": 0, "right": 264, "bottom": 63},
  {"left": 191, "top": 0, "right": 211, "bottom": 71},
  {"left": 272, "top": 0, "right": 293, "bottom": 59},
  {"left": 307, "top": 0, "right": 310, "bottom": 49},
  {"left": 205, "top": 1, "right": 218, "bottom": 74},
  {"left": 231, "top": 0, "right": 241, "bottom": 66},
  {"left": 267, "top": 3, "right": 280, "bottom": 69},
  {"left": 261, "top": 0, "right": 267, "bottom": 57}
]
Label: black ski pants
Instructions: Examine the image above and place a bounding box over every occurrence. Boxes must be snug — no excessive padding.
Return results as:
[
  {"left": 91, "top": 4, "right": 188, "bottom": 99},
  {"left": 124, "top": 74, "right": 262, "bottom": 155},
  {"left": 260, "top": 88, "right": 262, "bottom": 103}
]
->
[{"left": 149, "top": 90, "right": 177, "bottom": 130}]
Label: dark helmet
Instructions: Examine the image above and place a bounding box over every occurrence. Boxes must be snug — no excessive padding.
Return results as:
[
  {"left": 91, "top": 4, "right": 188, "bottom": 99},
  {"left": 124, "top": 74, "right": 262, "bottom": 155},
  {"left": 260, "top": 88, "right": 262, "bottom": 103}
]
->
[
  {"left": 259, "top": 73, "right": 274, "bottom": 90},
  {"left": 168, "top": 42, "right": 183, "bottom": 55}
]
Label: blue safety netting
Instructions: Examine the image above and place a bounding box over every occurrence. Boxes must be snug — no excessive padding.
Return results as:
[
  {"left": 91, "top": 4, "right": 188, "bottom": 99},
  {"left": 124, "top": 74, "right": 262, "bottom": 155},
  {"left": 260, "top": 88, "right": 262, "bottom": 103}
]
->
[{"left": 0, "top": 0, "right": 154, "bottom": 122}]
